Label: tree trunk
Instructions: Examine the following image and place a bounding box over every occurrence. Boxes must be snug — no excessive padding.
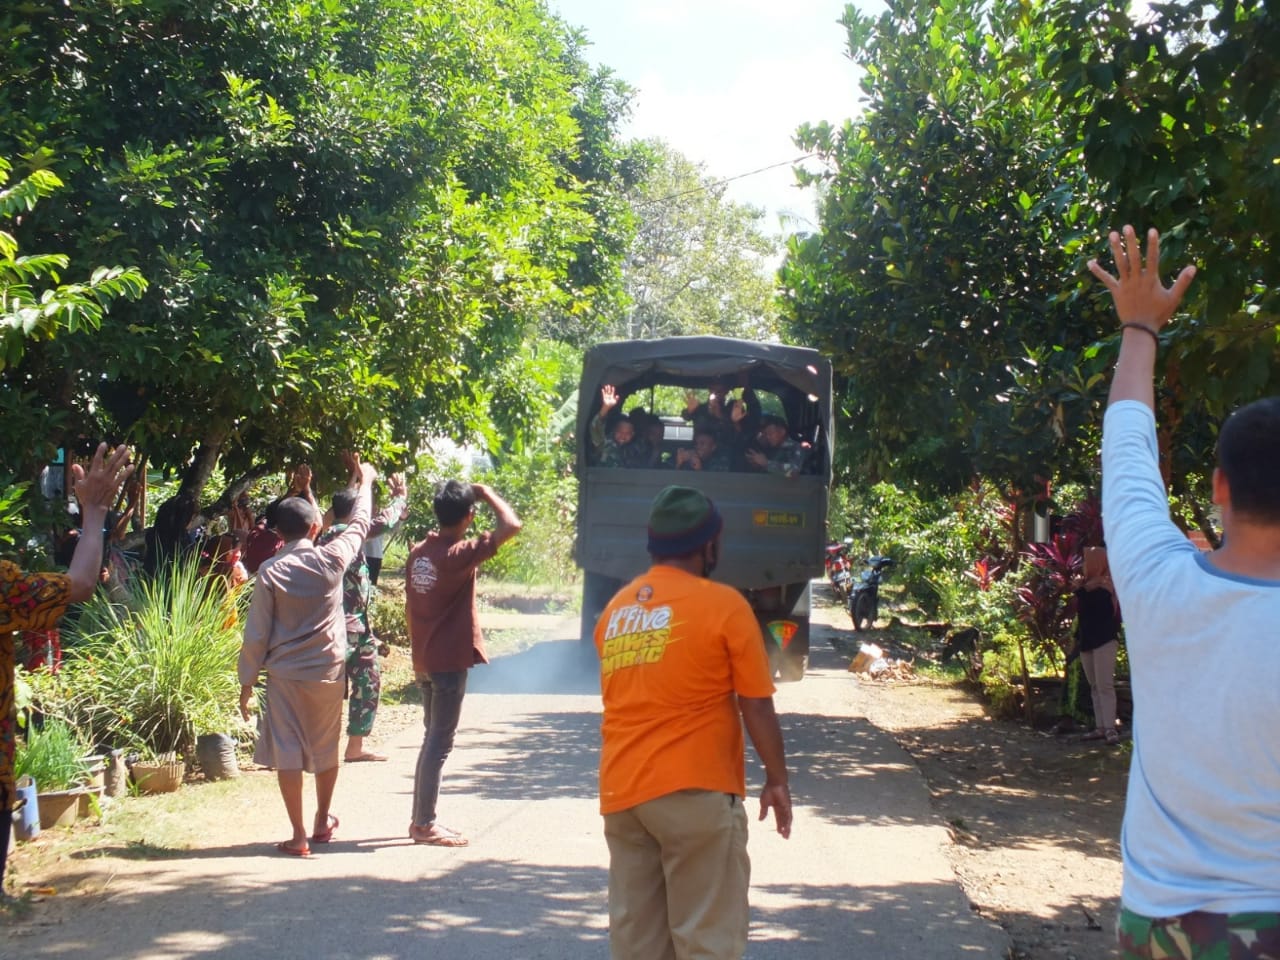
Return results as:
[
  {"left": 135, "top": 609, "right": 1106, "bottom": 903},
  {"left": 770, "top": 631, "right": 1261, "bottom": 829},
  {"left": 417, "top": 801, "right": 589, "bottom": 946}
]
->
[
  {"left": 178, "top": 428, "right": 228, "bottom": 512},
  {"left": 204, "top": 465, "right": 274, "bottom": 518},
  {"left": 1017, "top": 632, "right": 1033, "bottom": 725}
]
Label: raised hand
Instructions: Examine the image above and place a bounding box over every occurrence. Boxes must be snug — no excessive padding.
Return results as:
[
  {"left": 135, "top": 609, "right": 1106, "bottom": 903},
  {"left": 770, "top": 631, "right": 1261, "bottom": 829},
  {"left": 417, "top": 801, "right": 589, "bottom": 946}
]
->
[
  {"left": 601, "top": 384, "right": 620, "bottom": 412},
  {"left": 340, "top": 450, "right": 361, "bottom": 483},
  {"left": 1087, "top": 225, "right": 1196, "bottom": 333},
  {"left": 72, "top": 443, "right": 135, "bottom": 513},
  {"left": 684, "top": 389, "right": 699, "bottom": 415}
]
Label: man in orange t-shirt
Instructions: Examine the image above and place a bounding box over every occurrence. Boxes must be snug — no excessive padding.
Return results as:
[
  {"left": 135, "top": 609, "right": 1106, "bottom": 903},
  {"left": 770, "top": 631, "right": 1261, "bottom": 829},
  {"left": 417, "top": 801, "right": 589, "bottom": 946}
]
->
[{"left": 595, "top": 485, "right": 792, "bottom": 960}]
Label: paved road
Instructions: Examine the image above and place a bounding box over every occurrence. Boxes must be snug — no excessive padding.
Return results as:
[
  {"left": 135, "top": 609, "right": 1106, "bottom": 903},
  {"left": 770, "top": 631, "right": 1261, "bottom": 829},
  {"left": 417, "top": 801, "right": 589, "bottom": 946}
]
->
[{"left": 7, "top": 616, "right": 1009, "bottom": 959}]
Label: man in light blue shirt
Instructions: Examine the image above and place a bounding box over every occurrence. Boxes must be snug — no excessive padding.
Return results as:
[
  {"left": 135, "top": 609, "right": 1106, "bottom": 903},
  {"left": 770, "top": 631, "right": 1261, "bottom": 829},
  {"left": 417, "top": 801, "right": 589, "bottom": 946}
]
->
[{"left": 1090, "top": 225, "right": 1280, "bottom": 958}]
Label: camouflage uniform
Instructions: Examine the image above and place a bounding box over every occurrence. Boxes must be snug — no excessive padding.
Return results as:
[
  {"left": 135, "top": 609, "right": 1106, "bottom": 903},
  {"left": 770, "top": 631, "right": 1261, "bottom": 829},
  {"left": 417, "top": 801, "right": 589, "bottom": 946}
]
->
[
  {"left": 590, "top": 416, "right": 650, "bottom": 468},
  {"left": 1118, "top": 908, "right": 1280, "bottom": 959},
  {"left": 760, "top": 438, "right": 808, "bottom": 478},
  {"left": 676, "top": 448, "right": 730, "bottom": 472},
  {"left": 317, "top": 496, "right": 406, "bottom": 737}
]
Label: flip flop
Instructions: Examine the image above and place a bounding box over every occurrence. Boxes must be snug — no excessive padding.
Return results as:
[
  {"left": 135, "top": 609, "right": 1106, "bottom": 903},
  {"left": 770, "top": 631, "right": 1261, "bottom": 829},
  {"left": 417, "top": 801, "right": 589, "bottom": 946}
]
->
[
  {"left": 311, "top": 814, "right": 339, "bottom": 844},
  {"left": 409, "top": 824, "right": 468, "bottom": 847},
  {"left": 276, "top": 840, "right": 312, "bottom": 858},
  {"left": 344, "top": 752, "right": 388, "bottom": 763}
]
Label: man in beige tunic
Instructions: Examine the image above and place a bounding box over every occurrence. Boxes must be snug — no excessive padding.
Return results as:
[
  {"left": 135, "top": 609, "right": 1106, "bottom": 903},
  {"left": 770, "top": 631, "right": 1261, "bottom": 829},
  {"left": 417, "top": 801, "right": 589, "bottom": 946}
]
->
[{"left": 238, "top": 460, "right": 374, "bottom": 856}]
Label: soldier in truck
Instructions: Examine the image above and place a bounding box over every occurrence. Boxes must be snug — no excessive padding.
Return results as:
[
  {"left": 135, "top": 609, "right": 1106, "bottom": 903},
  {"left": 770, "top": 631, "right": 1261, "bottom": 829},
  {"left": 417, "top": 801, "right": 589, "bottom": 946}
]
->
[
  {"left": 590, "top": 384, "right": 647, "bottom": 468},
  {"left": 745, "top": 415, "right": 808, "bottom": 478}
]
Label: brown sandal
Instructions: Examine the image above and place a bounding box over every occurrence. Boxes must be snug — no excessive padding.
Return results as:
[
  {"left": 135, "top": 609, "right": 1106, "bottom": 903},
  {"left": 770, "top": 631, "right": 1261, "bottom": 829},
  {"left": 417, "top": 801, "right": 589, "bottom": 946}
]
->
[{"left": 409, "top": 823, "right": 468, "bottom": 847}]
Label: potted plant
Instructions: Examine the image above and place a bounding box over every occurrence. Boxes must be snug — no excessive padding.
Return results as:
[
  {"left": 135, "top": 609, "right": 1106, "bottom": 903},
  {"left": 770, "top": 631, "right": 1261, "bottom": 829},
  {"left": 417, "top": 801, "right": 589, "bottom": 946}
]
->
[
  {"left": 128, "top": 749, "right": 186, "bottom": 795},
  {"left": 51, "top": 556, "right": 248, "bottom": 762},
  {"left": 14, "top": 719, "right": 95, "bottom": 829}
]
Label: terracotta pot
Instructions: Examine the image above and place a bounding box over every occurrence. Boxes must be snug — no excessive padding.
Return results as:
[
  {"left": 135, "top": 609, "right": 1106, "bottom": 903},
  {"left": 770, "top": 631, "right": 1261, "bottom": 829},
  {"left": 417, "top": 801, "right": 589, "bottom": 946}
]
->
[
  {"left": 130, "top": 759, "right": 185, "bottom": 794},
  {"left": 38, "top": 787, "right": 87, "bottom": 829},
  {"left": 80, "top": 755, "right": 107, "bottom": 790},
  {"left": 77, "top": 784, "right": 105, "bottom": 818}
]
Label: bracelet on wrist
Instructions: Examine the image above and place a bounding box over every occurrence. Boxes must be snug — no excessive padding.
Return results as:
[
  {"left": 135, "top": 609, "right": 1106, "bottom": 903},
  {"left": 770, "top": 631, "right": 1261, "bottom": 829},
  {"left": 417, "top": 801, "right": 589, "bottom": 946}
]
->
[{"left": 1119, "top": 322, "right": 1160, "bottom": 345}]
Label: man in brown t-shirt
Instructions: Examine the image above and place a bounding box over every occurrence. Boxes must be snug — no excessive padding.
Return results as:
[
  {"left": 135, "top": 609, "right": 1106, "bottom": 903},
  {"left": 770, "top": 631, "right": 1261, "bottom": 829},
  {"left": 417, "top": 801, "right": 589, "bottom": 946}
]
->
[{"left": 405, "top": 480, "right": 520, "bottom": 846}]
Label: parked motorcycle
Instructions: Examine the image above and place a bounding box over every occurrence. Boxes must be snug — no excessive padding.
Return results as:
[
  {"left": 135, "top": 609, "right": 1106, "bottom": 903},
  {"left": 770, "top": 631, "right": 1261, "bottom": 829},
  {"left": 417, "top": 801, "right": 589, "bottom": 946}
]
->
[
  {"left": 825, "top": 538, "right": 854, "bottom": 599},
  {"left": 848, "top": 555, "right": 896, "bottom": 631}
]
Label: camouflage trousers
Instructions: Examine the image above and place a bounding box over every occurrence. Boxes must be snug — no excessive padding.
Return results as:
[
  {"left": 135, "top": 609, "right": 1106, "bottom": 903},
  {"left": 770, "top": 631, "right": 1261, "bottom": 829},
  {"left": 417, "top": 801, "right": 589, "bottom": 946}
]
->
[
  {"left": 1119, "top": 907, "right": 1280, "bottom": 959},
  {"left": 345, "top": 634, "right": 381, "bottom": 737}
]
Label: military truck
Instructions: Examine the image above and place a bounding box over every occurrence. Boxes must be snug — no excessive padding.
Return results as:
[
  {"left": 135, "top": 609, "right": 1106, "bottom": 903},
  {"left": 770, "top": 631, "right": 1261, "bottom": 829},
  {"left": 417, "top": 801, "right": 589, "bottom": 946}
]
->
[{"left": 575, "top": 336, "right": 833, "bottom": 680}]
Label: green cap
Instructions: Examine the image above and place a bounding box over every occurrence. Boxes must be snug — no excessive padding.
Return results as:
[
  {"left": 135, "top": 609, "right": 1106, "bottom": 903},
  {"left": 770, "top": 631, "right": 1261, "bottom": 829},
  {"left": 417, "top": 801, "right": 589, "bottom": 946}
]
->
[{"left": 647, "top": 485, "right": 723, "bottom": 556}]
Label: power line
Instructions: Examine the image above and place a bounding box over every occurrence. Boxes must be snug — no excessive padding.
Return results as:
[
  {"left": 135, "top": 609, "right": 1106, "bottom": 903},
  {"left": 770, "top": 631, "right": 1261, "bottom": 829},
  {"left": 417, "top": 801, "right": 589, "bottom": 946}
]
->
[{"left": 636, "top": 153, "right": 818, "bottom": 208}]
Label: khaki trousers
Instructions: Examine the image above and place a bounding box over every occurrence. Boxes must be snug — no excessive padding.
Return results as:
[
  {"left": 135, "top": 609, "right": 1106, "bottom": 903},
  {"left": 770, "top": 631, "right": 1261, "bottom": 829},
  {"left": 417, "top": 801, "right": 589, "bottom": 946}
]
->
[{"left": 604, "top": 789, "right": 751, "bottom": 960}]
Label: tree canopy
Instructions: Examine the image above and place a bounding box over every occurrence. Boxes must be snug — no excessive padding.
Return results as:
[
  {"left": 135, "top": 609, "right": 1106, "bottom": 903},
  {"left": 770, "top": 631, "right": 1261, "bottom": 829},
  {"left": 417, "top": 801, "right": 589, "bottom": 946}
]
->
[
  {"left": 0, "top": 0, "right": 637, "bottom": 504},
  {"left": 782, "top": 0, "right": 1278, "bottom": 515},
  {"left": 618, "top": 140, "right": 780, "bottom": 342}
]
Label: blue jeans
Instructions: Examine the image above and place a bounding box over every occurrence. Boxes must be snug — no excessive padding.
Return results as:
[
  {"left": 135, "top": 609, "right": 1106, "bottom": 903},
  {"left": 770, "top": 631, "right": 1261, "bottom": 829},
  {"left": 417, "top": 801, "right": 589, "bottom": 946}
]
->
[{"left": 411, "top": 671, "right": 467, "bottom": 827}]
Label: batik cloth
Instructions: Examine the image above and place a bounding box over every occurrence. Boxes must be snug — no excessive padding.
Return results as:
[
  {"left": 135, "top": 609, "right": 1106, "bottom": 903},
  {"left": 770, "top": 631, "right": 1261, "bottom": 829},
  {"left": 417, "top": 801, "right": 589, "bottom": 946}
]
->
[{"left": 1, "top": 561, "right": 72, "bottom": 804}]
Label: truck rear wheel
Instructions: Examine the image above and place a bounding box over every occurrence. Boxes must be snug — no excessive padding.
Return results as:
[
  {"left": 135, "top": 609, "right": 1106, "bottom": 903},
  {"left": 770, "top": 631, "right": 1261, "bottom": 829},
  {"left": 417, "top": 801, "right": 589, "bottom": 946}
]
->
[
  {"left": 777, "top": 651, "right": 808, "bottom": 682},
  {"left": 580, "top": 571, "right": 623, "bottom": 644}
]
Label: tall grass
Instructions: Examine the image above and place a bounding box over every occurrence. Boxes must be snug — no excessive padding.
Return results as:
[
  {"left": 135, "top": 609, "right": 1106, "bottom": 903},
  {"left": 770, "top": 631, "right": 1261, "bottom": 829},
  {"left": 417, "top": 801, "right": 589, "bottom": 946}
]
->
[
  {"left": 55, "top": 556, "right": 249, "bottom": 758},
  {"left": 14, "top": 718, "right": 90, "bottom": 792}
]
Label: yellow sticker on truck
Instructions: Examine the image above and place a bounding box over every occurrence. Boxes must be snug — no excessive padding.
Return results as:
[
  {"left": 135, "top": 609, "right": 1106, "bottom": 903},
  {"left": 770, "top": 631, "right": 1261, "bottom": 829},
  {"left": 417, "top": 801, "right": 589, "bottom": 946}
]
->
[{"left": 752, "top": 510, "right": 805, "bottom": 528}]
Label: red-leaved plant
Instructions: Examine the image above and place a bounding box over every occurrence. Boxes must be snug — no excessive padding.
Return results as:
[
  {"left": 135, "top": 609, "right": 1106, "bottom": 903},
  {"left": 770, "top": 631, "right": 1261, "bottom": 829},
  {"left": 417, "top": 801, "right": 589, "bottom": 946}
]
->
[{"left": 1013, "top": 496, "right": 1103, "bottom": 666}]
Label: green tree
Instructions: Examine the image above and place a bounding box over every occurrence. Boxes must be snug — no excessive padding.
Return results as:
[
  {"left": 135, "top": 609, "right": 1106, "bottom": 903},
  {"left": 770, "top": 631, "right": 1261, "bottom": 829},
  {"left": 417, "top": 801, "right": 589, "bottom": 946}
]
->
[
  {"left": 619, "top": 140, "right": 780, "bottom": 342},
  {"left": 781, "top": 0, "right": 1099, "bottom": 499},
  {"left": 1, "top": 155, "right": 147, "bottom": 550},
  {"left": 0, "top": 159, "right": 146, "bottom": 373},
  {"left": 784, "top": 0, "right": 1278, "bottom": 523},
  {"left": 0, "top": 0, "right": 635, "bottom": 507},
  {"left": 1046, "top": 0, "right": 1280, "bottom": 527}
]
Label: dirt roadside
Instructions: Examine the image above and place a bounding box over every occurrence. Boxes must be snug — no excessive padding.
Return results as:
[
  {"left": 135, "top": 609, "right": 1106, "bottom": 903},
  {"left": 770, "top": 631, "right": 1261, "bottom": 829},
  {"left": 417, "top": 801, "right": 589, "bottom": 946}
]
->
[
  {"left": 808, "top": 596, "right": 1126, "bottom": 960},
  {"left": 4, "top": 588, "right": 1126, "bottom": 960}
]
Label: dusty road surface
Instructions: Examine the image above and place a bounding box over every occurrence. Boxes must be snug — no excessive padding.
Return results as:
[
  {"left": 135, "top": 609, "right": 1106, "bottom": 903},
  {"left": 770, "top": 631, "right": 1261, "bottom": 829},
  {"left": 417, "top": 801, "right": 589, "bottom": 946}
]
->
[{"left": 3, "top": 608, "right": 1011, "bottom": 960}]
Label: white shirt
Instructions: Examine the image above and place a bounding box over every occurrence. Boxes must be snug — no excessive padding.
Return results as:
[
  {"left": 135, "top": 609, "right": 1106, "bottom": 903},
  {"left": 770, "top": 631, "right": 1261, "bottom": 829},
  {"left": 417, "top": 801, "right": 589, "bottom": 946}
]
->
[{"left": 1102, "top": 401, "right": 1280, "bottom": 917}]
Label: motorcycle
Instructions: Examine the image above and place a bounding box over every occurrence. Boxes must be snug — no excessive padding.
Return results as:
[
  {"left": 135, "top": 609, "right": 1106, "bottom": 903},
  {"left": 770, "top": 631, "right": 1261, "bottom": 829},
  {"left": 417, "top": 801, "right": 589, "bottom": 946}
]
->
[
  {"left": 848, "top": 555, "right": 896, "bottom": 631},
  {"left": 825, "top": 538, "right": 854, "bottom": 600}
]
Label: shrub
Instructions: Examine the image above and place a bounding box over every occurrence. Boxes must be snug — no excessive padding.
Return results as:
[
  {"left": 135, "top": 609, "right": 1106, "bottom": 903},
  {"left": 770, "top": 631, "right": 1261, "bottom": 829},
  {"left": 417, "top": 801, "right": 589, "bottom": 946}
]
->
[
  {"left": 50, "top": 556, "right": 249, "bottom": 757},
  {"left": 1012, "top": 495, "right": 1103, "bottom": 667},
  {"left": 402, "top": 444, "right": 578, "bottom": 589},
  {"left": 475, "top": 449, "right": 578, "bottom": 588},
  {"left": 14, "top": 718, "right": 90, "bottom": 792},
  {"left": 369, "top": 590, "right": 409, "bottom": 647},
  {"left": 835, "top": 480, "right": 1013, "bottom": 621},
  {"left": 979, "top": 632, "right": 1029, "bottom": 720}
]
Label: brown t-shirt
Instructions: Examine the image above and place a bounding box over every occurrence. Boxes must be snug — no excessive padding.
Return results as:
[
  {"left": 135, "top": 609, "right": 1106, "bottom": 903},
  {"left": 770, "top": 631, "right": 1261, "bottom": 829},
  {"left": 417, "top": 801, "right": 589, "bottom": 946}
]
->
[{"left": 406, "top": 531, "right": 499, "bottom": 674}]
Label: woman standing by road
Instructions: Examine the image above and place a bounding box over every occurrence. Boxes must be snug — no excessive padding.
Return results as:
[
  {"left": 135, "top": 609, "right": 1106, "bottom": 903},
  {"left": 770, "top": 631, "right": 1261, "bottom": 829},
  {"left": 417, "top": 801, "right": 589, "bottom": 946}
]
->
[{"left": 1075, "top": 545, "right": 1122, "bottom": 745}]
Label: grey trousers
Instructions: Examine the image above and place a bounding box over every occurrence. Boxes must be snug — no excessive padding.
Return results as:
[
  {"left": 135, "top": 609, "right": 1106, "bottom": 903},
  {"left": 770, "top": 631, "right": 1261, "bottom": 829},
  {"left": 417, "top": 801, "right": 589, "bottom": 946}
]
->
[{"left": 411, "top": 671, "right": 468, "bottom": 827}]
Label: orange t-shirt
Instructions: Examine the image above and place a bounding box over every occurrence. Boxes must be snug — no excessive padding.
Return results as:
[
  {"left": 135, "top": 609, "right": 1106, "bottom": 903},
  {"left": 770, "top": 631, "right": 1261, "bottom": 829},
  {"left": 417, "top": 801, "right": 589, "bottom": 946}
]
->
[{"left": 595, "top": 565, "right": 775, "bottom": 815}]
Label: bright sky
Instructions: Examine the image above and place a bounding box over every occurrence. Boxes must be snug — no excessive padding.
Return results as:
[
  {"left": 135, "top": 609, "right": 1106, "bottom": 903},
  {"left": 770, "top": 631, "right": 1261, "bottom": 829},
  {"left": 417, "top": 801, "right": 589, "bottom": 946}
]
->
[{"left": 550, "top": 0, "right": 880, "bottom": 234}]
